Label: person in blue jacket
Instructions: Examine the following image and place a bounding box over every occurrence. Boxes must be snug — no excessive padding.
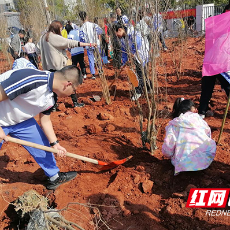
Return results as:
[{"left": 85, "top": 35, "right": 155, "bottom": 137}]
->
[{"left": 114, "top": 23, "right": 149, "bottom": 101}]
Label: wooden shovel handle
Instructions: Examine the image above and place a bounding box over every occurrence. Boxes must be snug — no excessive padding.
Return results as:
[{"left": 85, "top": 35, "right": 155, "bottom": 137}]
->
[
  {"left": 7, "top": 136, "right": 104, "bottom": 165},
  {"left": 217, "top": 92, "right": 230, "bottom": 144}
]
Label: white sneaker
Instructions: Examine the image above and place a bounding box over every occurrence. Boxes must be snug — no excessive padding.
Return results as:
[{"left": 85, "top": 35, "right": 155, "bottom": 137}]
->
[
  {"left": 199, "top": 114, "right": 205, "bottom": 119},
  {"left": 131, "top": 93, "right": 141, "bottom": 101},
  {"left": 83, "top": 74, "right": 87, "bottom": 79}
]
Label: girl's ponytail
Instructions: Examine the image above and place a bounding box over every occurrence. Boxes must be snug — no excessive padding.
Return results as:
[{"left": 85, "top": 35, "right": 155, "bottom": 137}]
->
[
  {"left": 172, "top": 98, "right": 195, "bottom": 118},
  {"left": 172, "top": 98, "right": 184, "bottom": 118}
]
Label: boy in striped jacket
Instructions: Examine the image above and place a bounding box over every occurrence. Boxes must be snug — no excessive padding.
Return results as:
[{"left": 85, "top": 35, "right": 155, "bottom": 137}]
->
[{"left": 0, "top": 66, "right": 82, "bottom": 190}]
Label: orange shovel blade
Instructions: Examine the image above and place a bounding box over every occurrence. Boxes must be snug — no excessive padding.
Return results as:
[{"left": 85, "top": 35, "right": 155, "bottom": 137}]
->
[
  {"left": 100, "top": 155, "right": 133, "bottom": 171},
  {"left": 126, "top": 69, "right": 139, "bottom": 87}
]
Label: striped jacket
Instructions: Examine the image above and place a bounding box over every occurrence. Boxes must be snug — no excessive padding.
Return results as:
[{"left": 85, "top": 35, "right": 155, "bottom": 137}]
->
[
  {"left": 68, "top": 28, "right": 84, "bottom": 56},
  {"left": 79, "top": 21, "right": 103, "bottom": 49},
  {"left": 0, "top": 69, "right": 55, "bottom": 126},
  {"left": 12, "top": 58, "right": 37, "bottom": 70},
  {"left": 221, "top": 71, "right": 230, "bottom": 83},
  {"left": 117, "top": 15, "right": 129, "bottom": 27},
  {"left": 121, "top": 26, "right": 149, "bottom": 66}
]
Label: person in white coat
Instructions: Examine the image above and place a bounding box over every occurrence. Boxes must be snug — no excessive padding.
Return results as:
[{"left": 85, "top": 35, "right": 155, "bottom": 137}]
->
[
  {"left": 79, "top": 11, "right": 103, "bottom": 80},
  {"left": 162, "top": 98, "right": 216, "bottom": 175}
]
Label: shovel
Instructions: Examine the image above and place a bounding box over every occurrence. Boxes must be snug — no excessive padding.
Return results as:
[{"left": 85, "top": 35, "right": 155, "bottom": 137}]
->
[
  {"left": 125, "top": 68, "right": 139, "bottom": 87},
  {"left": 7, "top": 137, "right": 132, "bottom": 171},
  {"left": 110, "top": 64, "right": 139, "bottom": 88}
]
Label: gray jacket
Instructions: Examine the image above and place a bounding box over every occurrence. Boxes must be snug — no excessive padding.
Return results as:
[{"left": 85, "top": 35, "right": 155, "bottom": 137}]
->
[
  {"left": 38, "top": 32, "right": 80, "bottom": 70},
  {"left": 8, "top": 34, "right": 21, "bottom": 58}
]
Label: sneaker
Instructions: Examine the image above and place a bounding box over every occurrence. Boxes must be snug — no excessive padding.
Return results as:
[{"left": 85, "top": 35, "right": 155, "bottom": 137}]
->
[
  {"left": 131, "top": 93, "right": 142, "bottom": 101},
  {"left": 46, "top": 171, "right": 77, "bottom": 190},
  {"left": 199, "top": 114, "right": 205, "bottom": 119},
  {"left": 73, "top": 102, "right": 85, "bottom": 108},
  {"left": 91, "top": 76, "right": 96, "bottom": 80},
  {"left": 163, "top": 47, "right": 168, "bottom": 51},
  {"left": 51, "top": 107, "right": 57, "bottom": 112},
  {"left": 83, "top": 74, "right": 87, "bottom": 79},
  {"left": 51, "top": 103, "right": 58, "bottom": 112}
]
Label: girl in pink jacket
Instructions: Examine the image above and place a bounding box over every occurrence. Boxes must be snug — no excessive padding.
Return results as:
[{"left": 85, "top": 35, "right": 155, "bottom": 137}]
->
[{"left": 162, "top": 98, "right": 216, "bottom": 175}]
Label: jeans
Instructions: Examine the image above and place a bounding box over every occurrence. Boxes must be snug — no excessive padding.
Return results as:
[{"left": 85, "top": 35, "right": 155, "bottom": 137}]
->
[{"left": 87, "top": 49, "right": 95, "bottom": 75}]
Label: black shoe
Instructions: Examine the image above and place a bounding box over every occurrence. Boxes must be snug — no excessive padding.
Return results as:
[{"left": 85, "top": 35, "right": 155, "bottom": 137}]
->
[
  {"left": 73, "top": 102, "right": 85, "bottom": 108},
  {"left": 46, "top": 171, "right": 77, "bottom": 190},
  {"left": 51, "top": 103, "right": 58, "bottom": 112}
]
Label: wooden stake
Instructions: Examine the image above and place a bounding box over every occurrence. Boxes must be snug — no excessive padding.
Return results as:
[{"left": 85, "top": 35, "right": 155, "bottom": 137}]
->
[{"left": 217, "top": 93, "right": 230, "bottom": 144}]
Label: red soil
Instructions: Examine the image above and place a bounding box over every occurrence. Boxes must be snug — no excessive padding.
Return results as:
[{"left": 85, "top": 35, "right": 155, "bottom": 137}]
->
[{"left": 1, "top": 37, "right": 230, "bottom": 229}]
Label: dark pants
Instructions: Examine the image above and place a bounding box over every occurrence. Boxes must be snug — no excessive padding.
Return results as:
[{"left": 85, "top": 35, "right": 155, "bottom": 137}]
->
[
  {"left": 198, "top": 74, "right": 230, "bottom": 115},
  {"left": 71, "top": 53, "right": 86, "bottom": 75},
  {"left": 135, "top": 61, "right": 144, "bottom": 94},
  {"left": 112, "top": 39, "right": 122, "bottom": 69},
  {"left": 70, "top": 93, "right": 78, "bottom": 104},
  {"left": 147, "top": 32, "right": 167, "bottom": 50},
  {"left": 101, "top": 34, "right": 109, "bottom": 57},
  {"left": 158, "top": 31, "right": 167, "bottom": 49},
  {"left": 134, "top": 60, "right": 151, "bottom": 95}
]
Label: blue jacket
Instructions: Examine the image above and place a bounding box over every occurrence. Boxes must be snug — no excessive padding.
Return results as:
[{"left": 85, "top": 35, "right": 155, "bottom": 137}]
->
[
  {"left": 68, "top": 28, "right": 84, "bottom": 56},
  {"left": 121, "top": 26, "right": 149, "bottom": 66}
]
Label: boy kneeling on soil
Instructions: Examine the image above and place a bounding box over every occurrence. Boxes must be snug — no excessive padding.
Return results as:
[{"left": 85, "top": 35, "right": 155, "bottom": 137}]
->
[
  {"left": 162, "top": 98, "right": 216, "bottom": 175},
  {"left": 0, "top": 65, "right": 81, "bottom": 190}
]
